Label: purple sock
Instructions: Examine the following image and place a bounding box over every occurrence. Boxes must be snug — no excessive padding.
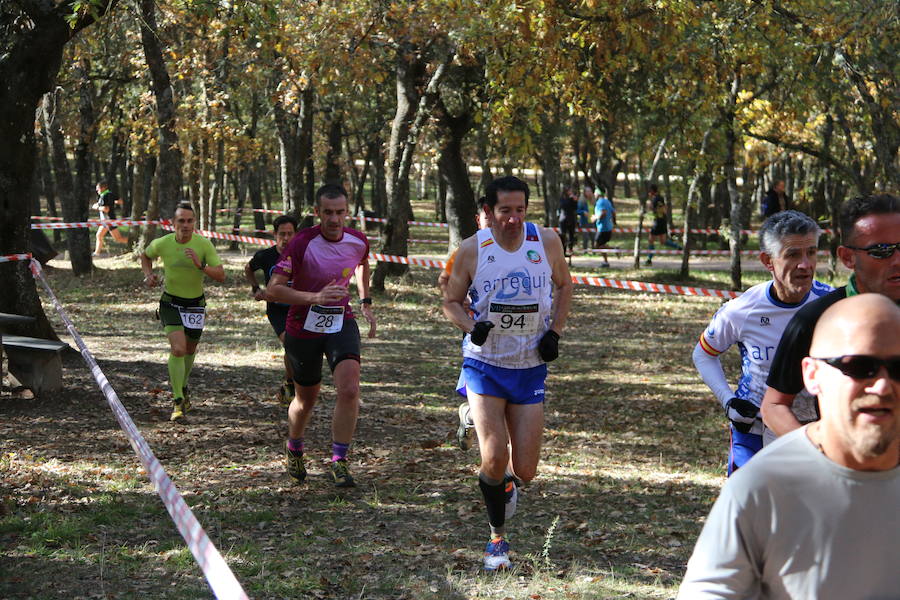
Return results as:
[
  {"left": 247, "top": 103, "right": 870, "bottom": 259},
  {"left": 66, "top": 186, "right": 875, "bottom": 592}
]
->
[
  {"left": 331, "top": 441, "right": 350, "bottom": 462},
  {"left": 287, "top": 438, "right": 304, "bottom": 454}
]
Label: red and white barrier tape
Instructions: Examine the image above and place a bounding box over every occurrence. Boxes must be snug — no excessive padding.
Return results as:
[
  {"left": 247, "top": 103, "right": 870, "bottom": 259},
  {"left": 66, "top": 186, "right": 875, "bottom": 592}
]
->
[
  {"left": 569, "top": 274, "right": 740, "bottom": 298},
  {"left": 367, "top": 252, "right": 447, "bottom": 269},
  {"left": 0, "top": 253, "right": 33, "bottom": 263},
  {"left": 30, "top": 215, "right": 63, "bottom": 221},
  {"left": 362, "top": 252, "right": 739, "bottom": 298},
  {"left": 359, "top": 217, "right": 834, "bottom": 236},
  {"left": 586, "top": 248, "right": 832, "bottom": 257},
  {"left": 29, "top": 259, "right": 248, "bottom": 600},
  {"left": 32, "top": 219, "right": 170, "bottom": 229},
  {"left": 217, "top": 208, "right": 284, "bottom": 215},
  {"left": 161, "top": 226, "right": 272, "bottom": 246},
  {"left": 359, "top": 216, "right": 449, "bottom": 228}
]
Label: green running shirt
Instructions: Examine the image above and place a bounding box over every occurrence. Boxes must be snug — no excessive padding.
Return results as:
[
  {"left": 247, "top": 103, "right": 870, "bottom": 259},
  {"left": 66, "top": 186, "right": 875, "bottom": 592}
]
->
[{"left": 145, "top": 233, "right": 222, "bottom": 298}]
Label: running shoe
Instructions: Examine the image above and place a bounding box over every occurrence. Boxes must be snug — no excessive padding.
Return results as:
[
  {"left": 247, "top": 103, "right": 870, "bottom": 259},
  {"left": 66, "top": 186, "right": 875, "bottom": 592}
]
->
[
  {"left": 170, "top": 399, "right": 186, "bottom": 422},
  {"left": 285, "top": 442, "right": 307, "bottom": 483},
  {"left": 276, "top": 380, "right": 294, "bottom": 405},
  {"left": 331, "top": 459, "right": 355, "bottom": 488},
  {"left": 483, "top": 537, "right": 511, "bottom": 571},
  {"left": 504, "top": 475, "right": 519, "bottom": 521},
  {"left": 182, "top": 387, "right": 192, "bottom": 413},
  {"left": 644, "top": 258, "right": 653, "bottom": 266},
  {"left": 600, "top": 261, "right": 610, "bottom": 268},
  {"left": 456, "top": 402, "right": 475, "bottom": 451}
]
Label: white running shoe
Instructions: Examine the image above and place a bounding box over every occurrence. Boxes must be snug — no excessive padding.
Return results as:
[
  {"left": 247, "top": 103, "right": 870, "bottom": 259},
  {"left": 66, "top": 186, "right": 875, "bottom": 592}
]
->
[{"left": 483, "top": 537, "right": 511, "bottom": 571}]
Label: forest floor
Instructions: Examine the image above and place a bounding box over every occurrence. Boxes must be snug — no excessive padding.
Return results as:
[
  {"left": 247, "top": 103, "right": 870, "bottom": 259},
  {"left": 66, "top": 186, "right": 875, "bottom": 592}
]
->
[{"left": 2, "top": 209, "right": 847, "bottom": 599}]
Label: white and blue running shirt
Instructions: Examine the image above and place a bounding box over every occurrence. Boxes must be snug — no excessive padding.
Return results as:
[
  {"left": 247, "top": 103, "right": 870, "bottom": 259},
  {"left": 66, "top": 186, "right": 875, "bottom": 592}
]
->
[
  {"left": 694, "top": 280, "right": 833, "bottom": 429},
  {"left": 462, "top": 222, "right": 554, "bottom": 369}
]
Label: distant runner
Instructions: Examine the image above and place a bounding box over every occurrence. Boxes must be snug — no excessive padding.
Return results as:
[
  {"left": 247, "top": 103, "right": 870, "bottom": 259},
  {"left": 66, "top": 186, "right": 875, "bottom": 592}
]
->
[
  {"left": 438, "top": 196, "right": 491, "bottom": 451},
  {"left": 141, "top": 202, "right": 225, "bottom": 421},
  {"left": 244, "top": 214, "right": 299, "bottom": 403}
]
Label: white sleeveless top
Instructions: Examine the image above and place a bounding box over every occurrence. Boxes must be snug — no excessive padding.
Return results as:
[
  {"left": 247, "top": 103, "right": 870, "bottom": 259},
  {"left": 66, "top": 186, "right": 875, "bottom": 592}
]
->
[{"left": 462, "top": 222, "right": 553, "bottom": 368}]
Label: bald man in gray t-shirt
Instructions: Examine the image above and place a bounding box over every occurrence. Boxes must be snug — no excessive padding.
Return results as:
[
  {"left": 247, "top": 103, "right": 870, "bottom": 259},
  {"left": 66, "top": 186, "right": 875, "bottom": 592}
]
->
[{"left": 678, "top": 294, "right": 900, "bottom": 599}]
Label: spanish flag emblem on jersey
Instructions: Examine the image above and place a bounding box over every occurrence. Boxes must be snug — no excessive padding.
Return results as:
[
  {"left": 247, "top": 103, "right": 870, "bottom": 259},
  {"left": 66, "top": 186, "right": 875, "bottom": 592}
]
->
[{"left": 480, "top": 238, "right": 495, "bottom": 248}]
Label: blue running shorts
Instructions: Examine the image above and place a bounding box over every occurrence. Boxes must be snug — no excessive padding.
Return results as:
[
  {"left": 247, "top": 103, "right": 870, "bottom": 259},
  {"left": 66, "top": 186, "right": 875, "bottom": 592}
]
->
[
  {"left": 459, "top": 357, "right": 547, "bottom": 405},
  {"left": 728, "top": 427, "right": 763, "bottom": 476}
]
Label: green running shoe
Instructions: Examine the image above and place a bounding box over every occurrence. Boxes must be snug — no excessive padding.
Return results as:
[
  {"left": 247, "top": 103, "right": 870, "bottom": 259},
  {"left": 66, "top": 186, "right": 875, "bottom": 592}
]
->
[
  {"left": 330, "top": 459, "right": 355, "bottom": 488},
  {"left": 285, "top": 442, "right": 307, "bottom": 483},
  {"left": 170, "top": 399, "right": 186, "bottom": 422}
]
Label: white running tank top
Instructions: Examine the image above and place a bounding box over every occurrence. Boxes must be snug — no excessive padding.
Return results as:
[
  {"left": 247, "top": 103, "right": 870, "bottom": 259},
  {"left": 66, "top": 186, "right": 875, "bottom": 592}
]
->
[{"left": 462, "top": 222, "right": 553, "bottom": 368}]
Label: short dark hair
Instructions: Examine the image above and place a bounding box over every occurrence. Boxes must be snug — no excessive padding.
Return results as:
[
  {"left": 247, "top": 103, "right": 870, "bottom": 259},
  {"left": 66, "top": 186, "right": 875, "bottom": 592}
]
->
[
  {"left": 839, "top": 194, "right": 900, "bottom": 245},
  {"left": 476, "top": 196, "right": 488, "bottom": 210},
  {"left": 96, "top": 180, "right": 109, "bottom": 188},
  {"left": 649, "top": 183, "right": 659, "bottom": 194},
  {"left": 484, "top": 176, "right": 529, "bottom": 209},
  {"left": 273, "top": 215, "right": 298, "bottom": 231},
  {"left": 174, "top": 202, "right": 194, "bottom": 216},
  {"left": 315, "top": 183, "right": 348, "bottom": 207}
]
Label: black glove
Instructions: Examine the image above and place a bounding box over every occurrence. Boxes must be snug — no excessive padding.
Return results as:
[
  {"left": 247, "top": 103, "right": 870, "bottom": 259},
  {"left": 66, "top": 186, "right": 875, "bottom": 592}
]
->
[
  {"left": 470, "top": 321, "right": 494, "bottom": 346},
  {"left": 538, "top": 330, "right": 560, "bottom": 362},
  {"left": 725, "top": 397, "right": 759, "bottom": 434}
]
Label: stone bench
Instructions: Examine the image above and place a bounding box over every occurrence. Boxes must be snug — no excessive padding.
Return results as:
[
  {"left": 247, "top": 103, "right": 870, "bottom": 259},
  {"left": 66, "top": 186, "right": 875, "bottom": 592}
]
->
[{"left": 2, "top": 335, "right": 69, "bottom": 397}]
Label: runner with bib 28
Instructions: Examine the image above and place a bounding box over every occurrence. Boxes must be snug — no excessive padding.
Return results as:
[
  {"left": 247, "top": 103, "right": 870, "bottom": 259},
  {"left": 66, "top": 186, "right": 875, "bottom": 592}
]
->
[{"left": 267, "top": 184, "right": 376, "bottom": 488}]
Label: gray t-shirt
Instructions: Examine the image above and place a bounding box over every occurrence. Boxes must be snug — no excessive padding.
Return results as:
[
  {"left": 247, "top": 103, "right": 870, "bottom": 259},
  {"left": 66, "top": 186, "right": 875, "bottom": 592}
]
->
[{"left": 678, "top": 427, "right": 900, "bottom": 600}]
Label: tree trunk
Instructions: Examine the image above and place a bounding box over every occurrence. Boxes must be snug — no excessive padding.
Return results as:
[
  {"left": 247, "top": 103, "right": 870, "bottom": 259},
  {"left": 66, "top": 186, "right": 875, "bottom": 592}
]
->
[
  {"left": 37, "top": 134, "right": 62, "bottom": 243},
  {"left": 475, "top": 124, "right": 493, "bottom": 195},
  {"left": 372, "top": 137, "right": 387, "bottom": 216},
  {"left": 724, "top": 73, "right": 743, "bottom": 291},
  {"left": 537, "top": 106, "right": 563, "bottom": 228},
  {"left": 128, "top": 154, "right": 154, "bottom": 251},
  {"left": 0, "top": 0, "right": 114, "bottom": 338},
  {"left": 273, "top": 85, "right": 314, "bottom": 215},
  {"left": 325, "top": 113, "right": 343, "bottom": 185},
  {"left": 433, "top": 65, "right": 479, "bottom": 251},
  {"left": 73, "top": 59, "right": 98, "bottom": 260},
  {"left": 139, "top": 0, "right": 183, "bottom": 221},
  {"left": 680, "top": 129, "right": 713, "bottom": 279},
  {"left": 372, "top": 45, "right": 452, "bottom": 291},
  {"left": 43, "top": 92, "right": 92, "bottom": 274}
]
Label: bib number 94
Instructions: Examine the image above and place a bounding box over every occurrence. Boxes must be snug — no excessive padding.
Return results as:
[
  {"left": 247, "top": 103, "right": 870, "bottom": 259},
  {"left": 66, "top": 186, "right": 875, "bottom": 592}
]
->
[{"left": 488, "top": 302, "right": 539, "bottom": 335}]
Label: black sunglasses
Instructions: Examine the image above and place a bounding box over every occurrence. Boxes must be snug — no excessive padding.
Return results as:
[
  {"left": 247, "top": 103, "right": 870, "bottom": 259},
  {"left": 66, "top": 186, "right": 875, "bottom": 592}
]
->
[
  {"left": 844, "top": 242, "right": 900, "bottom": 259},
  {"left": 813, "top": 355, "right": 900, "bottom": 380}
]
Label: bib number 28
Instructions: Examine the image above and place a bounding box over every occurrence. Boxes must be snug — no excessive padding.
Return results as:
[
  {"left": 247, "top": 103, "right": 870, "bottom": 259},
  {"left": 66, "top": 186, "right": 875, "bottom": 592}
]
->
[{"left": 304, "top": 305, "right": 344, "bottom": 334}]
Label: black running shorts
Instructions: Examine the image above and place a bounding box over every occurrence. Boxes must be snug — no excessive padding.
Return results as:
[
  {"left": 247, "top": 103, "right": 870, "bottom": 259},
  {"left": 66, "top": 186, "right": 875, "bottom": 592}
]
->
[
  {"left": 284, "top": 319, "right": 361, "bottom": 387},
  {"left": 650, "top": 218, "right": 668, "bottom": 236},
  {"left": 158, "top": 292, "right": 205, "bottom": 341}
]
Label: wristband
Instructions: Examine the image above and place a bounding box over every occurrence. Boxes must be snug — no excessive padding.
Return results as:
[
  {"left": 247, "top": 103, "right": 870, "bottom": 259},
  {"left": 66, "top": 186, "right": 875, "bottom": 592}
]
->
[{"left": 360, "top": 297, "right": 372, "bottom": 305}]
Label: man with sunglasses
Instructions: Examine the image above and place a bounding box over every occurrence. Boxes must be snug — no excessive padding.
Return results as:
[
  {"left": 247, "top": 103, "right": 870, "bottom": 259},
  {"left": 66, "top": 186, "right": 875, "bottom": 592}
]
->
[
  {"left": 678, "top": 294, "right": 900, "bottom": 598},
  {"left": 693, "top": 210, "right": 832, "bottom": 475},
  {"left": 762, "top": 194, "right": 900, "bottom": 437}
]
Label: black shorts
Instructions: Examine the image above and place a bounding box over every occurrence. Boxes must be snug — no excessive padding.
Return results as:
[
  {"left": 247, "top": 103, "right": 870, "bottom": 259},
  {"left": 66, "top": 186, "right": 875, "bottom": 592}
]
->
[
  {"left": 158, "top": 292, "right": 205, "bottom": 341},
  {"left": 594, "top": 230, "right": 612, "bottom": 246},
  {"left": 650, "top": 218, "right": 668, "bottom": 236},
  {"left": 266, "top": 304, "right": 289, "bottom": 337},
  {"left": 284, "top": 319, "right": 361, "bottom": 387}
]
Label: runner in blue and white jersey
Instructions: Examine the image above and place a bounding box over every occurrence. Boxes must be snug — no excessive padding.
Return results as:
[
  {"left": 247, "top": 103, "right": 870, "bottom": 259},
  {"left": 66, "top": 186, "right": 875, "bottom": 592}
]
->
[
  {"left": 443, "top": 176, "right": 572, "bottom": 571},
  {"left": 693, "top": 210, "right": 832, "bottom": 475}
]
